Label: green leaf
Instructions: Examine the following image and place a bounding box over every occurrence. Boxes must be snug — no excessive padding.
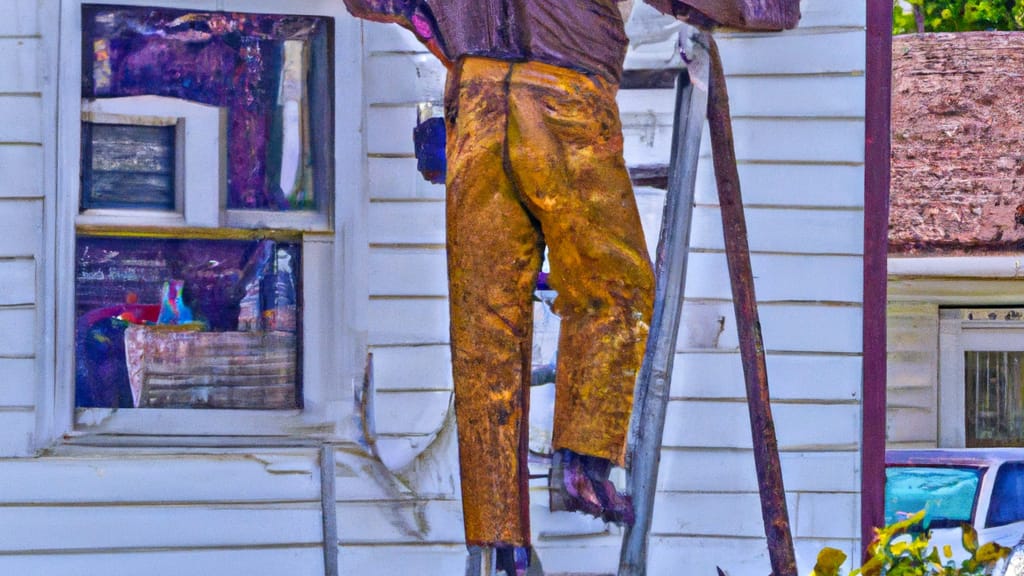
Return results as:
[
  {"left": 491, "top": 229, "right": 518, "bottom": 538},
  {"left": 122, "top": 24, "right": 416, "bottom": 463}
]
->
[
  {"left": 976, "top": 541, "right": 1011, "bottom": 563},
  {"left": 893, "top": 0, "right": 1024, "bottom": 32},
  {"left": 810, "top": 547, "right": 847, "bottom": 576},
  {"left": 962, "top": 523, "right": 979, "bottom": 553}
]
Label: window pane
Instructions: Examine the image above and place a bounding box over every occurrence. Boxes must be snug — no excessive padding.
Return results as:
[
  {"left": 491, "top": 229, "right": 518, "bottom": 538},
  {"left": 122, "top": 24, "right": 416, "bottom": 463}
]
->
[
  {"left": 965, "top": 351, "right": 1024, "bottom": 447},
  {"left": 82, "top": 6, "right": 333, "bottom": 212},
  {"left": 885, "top": 466, "right": 982, "bottom": 528},
  {"left": 75, "top": 236, "right": 301, "bottom": 410},
  {"left": 81, "top": 122, "right": 176, "bottom": 211},
  {"left": 987, "top": 462, "right": 1024, "bottom": 528}
]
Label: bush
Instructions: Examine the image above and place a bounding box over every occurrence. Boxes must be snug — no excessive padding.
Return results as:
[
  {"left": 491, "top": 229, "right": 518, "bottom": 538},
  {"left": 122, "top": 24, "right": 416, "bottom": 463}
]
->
[
  {"left": 893, "top": 0, "right": 1024, "bottom": 34},
  {"left": 810, "top": 511, "right": 1010, "bottom": 576}
]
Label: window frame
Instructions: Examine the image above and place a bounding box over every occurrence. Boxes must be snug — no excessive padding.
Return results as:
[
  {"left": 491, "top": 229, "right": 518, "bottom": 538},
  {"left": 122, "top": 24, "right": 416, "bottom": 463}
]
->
[
  {"left": 40, "top": 0, "right": 367, "bottom": 446},
  {"left": 939, "top": 308, "right": 1024, "bottom": 448}
]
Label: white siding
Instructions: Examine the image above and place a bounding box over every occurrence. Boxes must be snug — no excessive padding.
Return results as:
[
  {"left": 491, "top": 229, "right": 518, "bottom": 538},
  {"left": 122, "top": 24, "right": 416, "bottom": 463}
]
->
[
  {"left": 0, "top": 0, "right": 42, "bottom": 457},
  {"left": 886, "top": 301, "right": 940, "bottom": 448},
  {"left": 0, "top": 451, "right": 326, "bottom": 575},
  {"left": 361, "top": 15, "right": 453, "bottom": 476},
  {"left": 0, "top": 548, "right": 325, "bottom": 576},
  {"left": 1, "top": 0, "right": 867, "bottom": 574},
  {"left": 355, "top": 1, "right": 866, "bottom": 574}
]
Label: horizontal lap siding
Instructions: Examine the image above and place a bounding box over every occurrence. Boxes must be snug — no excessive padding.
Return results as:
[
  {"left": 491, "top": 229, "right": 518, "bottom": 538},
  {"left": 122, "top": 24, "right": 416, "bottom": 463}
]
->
[
  {"left": 0, "top": 506, "right": 324, "bottom": 551},
  {"left": 0, "top": 358, "right": 35, "bottom": 406},
  {"left": 0, "top": 96, "right": 42, "bottom": 142},
  {"left": 0, "top": 0, "right": 39, "bottom": 37},
  {"left": 694, "top": 162, "right": 864, "bottom": 208},
  {"left": 338, "top": 545, "right": 466, "bottom": 576},
  {"left": 362, "top": 16, "right": 454, "bottom": 489},
  {"left": 0, "top": 146, "right": 44, "bottom": 198},
  {"left": 0, "top": 547, "right": 325, "bottom": 576},
  {"left": 1, "top": 3, "right": 42, "bottom": 458},
  {"left": 886, "top": 302, "right": 940, "bottom": 447},
  {"left": 0, "top": 451, "right": 326, "bottom": 572},
  {"left": 359, "top": 302, "right": 876, "bottom": 356},
  {"left": 356, "top": 2, "right": 865, "bottom": 574},
  {"left": 658, "top": 449, "right": 860, "bottom": 493},
  {"left": 368, "top": 201, "right": 865, "bottom": 253},
  {"left": 673, "top": 353, "right": 861, "bottom": 402},
  {"left": 0, "top": 38, "right": 39, "bottom": 93}
]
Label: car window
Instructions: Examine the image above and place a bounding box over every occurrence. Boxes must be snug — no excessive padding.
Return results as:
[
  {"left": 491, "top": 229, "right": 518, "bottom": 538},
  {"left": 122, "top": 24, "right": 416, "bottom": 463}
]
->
[
  {"left": 886, "top": 466, "right": 983, "bottom": 528},
  {"left": 987, "top": 462, "right": 1024, "bottom": 528}
]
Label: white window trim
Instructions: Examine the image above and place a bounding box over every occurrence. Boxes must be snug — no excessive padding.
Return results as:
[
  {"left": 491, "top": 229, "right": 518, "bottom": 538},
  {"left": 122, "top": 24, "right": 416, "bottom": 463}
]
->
[
  {"left": 38, "top": 0, "right": 369, "bottom": 447},
  {"left": 80, "top": 95, "right": 224, "bottom": 228},
  {"left": 939, "top": 308, "right": 1024, "bottom": 448}
]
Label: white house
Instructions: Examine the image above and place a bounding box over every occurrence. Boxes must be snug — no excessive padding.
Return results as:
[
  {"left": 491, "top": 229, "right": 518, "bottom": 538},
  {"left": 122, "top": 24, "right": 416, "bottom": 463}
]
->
[
  {"left": 0, "top": 0, "right": 877, "bottom": 574},
  {"left": 887, "top": 32, "right": 1024, "bottom": 451}
]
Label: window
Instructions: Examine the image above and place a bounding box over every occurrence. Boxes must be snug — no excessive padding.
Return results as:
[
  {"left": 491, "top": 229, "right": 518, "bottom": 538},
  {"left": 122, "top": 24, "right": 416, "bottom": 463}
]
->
[
  {"left": 75, "top": 235, "right": 303, "bottom": 410},
  {"left": 81, "top": 5, "right": 333, "bottom": 222},
  {"left": 885, "top": 465, "right": 983, "bottom": 528},
  {"left": 49, "top": 0, "right": 361, "bottom": 441},
  {"left": 74, "top": 5, "right": 331, "bottom": 413},
  {"left": 987, "top": 462, "right": 1024, "bottom": 528},
  {"left": 964, "top": 351, "right": 1024, "bottom": 447},
  {"left": 939, "top": 309, "right": 1024, "bottom": 447}
]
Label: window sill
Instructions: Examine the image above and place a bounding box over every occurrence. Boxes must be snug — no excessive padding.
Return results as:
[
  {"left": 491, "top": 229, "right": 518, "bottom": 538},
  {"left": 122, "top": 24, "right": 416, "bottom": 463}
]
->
[{"left": 68, "top": 407, "right": 343, "bottom": 446}]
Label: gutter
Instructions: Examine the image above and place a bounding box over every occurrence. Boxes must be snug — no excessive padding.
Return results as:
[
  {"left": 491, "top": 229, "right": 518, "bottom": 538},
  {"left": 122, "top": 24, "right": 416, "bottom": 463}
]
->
[{"left": 888, "top": 256, "right": 1024, "bottom": 279}]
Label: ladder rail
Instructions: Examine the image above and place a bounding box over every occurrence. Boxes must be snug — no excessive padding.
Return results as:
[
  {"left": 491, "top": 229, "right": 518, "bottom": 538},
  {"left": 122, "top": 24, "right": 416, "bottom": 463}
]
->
[{"left": 619, "top": 30, "right": 710, "bottom": 576}]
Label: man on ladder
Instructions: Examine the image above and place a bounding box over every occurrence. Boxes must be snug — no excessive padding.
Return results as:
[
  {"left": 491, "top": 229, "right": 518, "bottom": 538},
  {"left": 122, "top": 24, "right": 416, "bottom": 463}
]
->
[{"left": 340, "top": 1, "right": 799, "bottom": 574}]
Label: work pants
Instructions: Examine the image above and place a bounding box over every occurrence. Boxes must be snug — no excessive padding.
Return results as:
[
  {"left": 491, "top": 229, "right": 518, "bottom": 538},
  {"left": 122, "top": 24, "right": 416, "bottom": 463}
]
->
[{"left": 445, "top": 56, "right": 655, "bottom": 547}]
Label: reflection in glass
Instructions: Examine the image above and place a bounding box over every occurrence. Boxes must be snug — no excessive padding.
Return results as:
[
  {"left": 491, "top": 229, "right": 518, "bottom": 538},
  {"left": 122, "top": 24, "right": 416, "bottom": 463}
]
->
[
  {"left": 82, "top": 6, "right": 332, "bottom": 211},
  {"left": 885, "top": 466, "right": 983, "bottom": 528},
  {"left": 75, "top": 236, "right": 301, "bottom": 410}
]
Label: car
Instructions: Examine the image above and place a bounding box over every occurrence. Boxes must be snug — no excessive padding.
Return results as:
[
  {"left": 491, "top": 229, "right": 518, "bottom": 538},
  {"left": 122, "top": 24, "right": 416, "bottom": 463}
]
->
[{"left": 886, "top": 449, "right": 1024, "bottom": 569}]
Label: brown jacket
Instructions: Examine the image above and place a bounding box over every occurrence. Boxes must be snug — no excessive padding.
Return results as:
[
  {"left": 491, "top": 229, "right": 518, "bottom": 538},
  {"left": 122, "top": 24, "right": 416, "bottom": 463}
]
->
[
  {"left": 341, "top": 0, "right": 800, "bottom": 82},
  {"left": 342, "top": 0, "right": 630, "bottom": 82}
]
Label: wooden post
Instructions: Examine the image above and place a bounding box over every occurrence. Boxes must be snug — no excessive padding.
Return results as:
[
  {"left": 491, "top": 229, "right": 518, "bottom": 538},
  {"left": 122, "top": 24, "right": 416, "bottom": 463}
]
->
[
  {"left": 862, "top": 0, "right": 892, "bottom": 558},
  {"left": 705, "top": 33, "right": 797, "bottom": 576},
  {"left": 619, "top": 31, "right": 710, "bottom": 576}
]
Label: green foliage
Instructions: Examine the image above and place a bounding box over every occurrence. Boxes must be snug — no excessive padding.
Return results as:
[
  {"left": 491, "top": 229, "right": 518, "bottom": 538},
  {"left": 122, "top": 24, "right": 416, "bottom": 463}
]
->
[
  {"left": 893, "top": 0, "right": 1024, "bottom": 34},
  {"left": 809, "top": 510, "right": 1011, "bottom": 576}
]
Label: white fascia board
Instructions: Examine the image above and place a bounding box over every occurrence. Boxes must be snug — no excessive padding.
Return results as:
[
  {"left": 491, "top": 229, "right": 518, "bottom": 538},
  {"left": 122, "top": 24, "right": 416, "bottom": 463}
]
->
[{"left": 888, "top": 256, "right": 1024, "bottom": 279}]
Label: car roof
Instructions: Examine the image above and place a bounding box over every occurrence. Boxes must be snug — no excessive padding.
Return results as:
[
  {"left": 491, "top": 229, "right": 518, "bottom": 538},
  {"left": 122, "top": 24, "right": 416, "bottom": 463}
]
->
[{"left": 887, "top": 448, "right": 1024, "bottom": 467}]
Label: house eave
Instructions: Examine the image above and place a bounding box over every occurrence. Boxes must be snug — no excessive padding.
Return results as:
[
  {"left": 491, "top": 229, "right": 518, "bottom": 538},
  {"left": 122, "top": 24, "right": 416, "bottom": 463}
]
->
[{"left": 888, "top": 255, "right": 1024, "bottom": 279}]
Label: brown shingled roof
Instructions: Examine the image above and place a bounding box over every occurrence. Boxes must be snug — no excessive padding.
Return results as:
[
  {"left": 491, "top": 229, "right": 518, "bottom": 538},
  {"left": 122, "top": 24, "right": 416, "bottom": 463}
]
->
[{"left": 889, "top": 32, "right": 1024, "bottom": 255}]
